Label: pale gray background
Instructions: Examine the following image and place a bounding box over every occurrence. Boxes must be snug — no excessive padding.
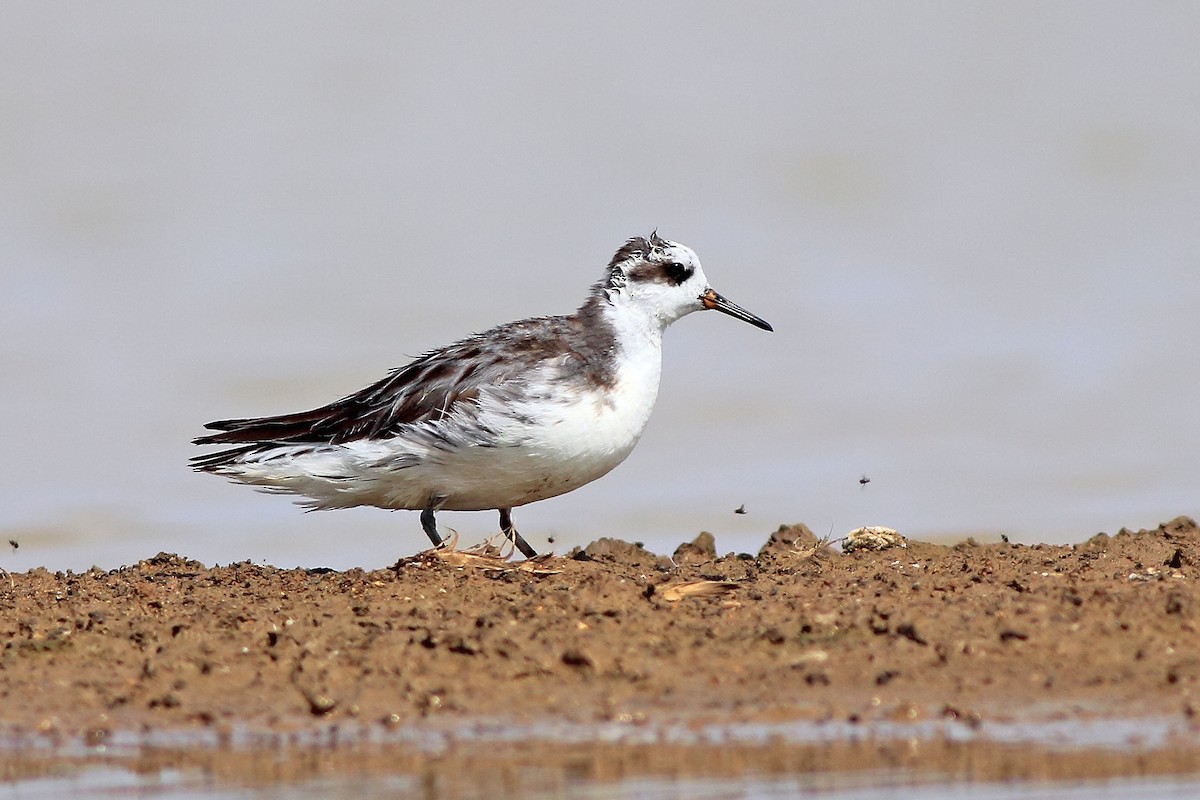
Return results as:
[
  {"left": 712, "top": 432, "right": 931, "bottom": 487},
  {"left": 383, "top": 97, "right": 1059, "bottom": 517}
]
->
[{"left": 3, "top": 2, "right": 1197, "bottom": 569}]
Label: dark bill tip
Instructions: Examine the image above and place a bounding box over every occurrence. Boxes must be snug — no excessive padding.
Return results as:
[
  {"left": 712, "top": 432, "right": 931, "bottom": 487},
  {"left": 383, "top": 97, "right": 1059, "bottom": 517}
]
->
[{"left": 700, "top": 288, "right": 773, "bottom": 332}]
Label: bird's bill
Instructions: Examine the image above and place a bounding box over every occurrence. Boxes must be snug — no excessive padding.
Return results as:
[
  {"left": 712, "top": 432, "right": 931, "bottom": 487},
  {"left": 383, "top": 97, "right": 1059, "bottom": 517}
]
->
[{"left": 700, "top": 288, "right": 773, "bottom": 332}]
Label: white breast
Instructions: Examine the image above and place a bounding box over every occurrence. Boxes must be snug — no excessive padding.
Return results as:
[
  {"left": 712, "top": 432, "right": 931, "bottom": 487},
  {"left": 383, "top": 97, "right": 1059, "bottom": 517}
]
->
[
  {"left": 412, "top": 314, "right": 665, "bottom": 511},
  {"left": 525, "top": 341, "right": 662, "bottom": 469}
]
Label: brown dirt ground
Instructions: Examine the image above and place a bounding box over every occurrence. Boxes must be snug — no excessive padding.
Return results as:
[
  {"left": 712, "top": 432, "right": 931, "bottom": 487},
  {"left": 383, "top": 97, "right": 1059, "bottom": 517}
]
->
[{"left": 3, "top": 516, "right": 1200, "bottom": 789}]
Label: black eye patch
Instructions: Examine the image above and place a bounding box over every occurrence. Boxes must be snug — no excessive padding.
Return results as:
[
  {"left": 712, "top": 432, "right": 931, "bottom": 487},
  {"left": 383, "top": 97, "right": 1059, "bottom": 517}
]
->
[{"left": 663, "top": 261, "right": 694, "bottom": 285}]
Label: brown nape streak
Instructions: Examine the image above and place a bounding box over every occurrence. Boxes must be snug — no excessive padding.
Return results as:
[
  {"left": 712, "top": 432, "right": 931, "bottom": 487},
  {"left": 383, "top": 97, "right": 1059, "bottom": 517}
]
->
[
  {"left": 607, "top": 236, "right": 652, "bottom": 270},
  {"left": 602, "top": 233, "right": 673, "bottom": 290}
]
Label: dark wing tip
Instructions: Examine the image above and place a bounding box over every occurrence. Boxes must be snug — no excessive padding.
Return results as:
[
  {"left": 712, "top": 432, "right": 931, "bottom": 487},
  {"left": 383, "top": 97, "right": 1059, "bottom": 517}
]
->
[
  {"left": 189, "top": 444, "right": 258, "bottom": 472},
  {"left": 192, "top": 432, "right": 226, "bottom": 446},
  {"left": 193, "top": 418, "right": 259, "bottom": 446}
]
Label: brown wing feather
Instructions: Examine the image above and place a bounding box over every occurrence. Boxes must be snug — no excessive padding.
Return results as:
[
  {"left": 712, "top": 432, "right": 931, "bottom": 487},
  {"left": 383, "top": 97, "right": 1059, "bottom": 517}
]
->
[
  {"left": 193, "top": 342, "right": 509, "bottom": 445},
  {"left": 192, "top": 315, "right": 592, "bottom": 447}
]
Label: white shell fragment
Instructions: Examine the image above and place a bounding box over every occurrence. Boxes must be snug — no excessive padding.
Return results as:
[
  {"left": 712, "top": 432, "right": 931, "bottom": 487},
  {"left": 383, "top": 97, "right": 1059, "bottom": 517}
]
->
[{"left": 843, "top": 526, "right": 907, "bottom": 553}]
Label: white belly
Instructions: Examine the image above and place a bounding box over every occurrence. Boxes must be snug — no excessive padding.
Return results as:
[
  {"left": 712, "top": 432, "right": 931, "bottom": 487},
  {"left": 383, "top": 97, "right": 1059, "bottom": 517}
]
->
[
  {"left": 423, "top": 347, "right": 663, "bottom": 510},
  {"left": 220, "top": 344, "right": 664, "bottom": 513}
]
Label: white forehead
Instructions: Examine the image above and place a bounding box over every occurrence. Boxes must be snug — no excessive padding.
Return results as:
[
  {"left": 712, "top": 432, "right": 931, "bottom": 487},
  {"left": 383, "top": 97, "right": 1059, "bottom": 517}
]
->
[{"left": 659, "top": 240, "right": 702, "bottom": 268}]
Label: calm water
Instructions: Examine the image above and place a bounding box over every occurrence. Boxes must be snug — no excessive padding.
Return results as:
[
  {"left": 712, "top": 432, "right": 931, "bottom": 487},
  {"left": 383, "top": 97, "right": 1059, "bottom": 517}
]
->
[
  {"left": 8, "top": 771, "right": 1200, "bottom": 800},
  {"left": 3, "top": 715, "right": 1197, "bottom": 799},
  {"left": 2, "top": 3, "right": 1198, "bottom": 571}
]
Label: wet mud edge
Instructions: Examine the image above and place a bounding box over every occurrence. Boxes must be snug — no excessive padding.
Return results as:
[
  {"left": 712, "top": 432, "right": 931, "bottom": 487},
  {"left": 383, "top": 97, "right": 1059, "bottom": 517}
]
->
[{"left": 2, "top": 516, "right": 1199, "bottom": 787}]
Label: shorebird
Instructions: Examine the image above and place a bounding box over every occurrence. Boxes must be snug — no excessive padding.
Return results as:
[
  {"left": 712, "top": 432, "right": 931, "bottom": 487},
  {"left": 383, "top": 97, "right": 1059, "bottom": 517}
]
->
[{"left": 191, "top": 232, "right": 772, "bottom": 558}]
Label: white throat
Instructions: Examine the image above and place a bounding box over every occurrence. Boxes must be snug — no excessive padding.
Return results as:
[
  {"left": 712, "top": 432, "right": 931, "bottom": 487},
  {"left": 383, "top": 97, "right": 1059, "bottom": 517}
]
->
[{"left": 601, "top": 284, "right": 668, "bottom": 358}]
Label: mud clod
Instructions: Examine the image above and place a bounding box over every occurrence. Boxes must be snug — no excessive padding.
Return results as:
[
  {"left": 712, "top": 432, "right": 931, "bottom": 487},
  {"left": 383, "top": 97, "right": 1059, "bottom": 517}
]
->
[
  {"left": 0, "top": 517, "right": 1196, "bottom": 742},
  {"left": 673, "top": 531, "right": 717, "bottom": 565}
]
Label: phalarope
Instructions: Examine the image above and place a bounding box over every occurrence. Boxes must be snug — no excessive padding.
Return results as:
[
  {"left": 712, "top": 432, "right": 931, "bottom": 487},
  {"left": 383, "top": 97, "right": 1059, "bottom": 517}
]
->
[{"left": 192, "top": 232, "right": 772, "bottom": 559}]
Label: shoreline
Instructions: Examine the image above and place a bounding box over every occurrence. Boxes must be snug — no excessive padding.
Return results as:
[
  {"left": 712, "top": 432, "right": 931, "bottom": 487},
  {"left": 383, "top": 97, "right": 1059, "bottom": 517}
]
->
[{"left": 2, "top": 516, "right": 1198, "bottom": 788}]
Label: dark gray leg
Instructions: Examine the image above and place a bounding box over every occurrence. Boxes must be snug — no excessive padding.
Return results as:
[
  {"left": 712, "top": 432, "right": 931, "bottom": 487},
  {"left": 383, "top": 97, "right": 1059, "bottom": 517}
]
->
[
  {"left": 420, "top": 503, "right": 444, "bottom": 549},
  {"left": 499, "top": 508, "right": 538, "bottom": 559}
]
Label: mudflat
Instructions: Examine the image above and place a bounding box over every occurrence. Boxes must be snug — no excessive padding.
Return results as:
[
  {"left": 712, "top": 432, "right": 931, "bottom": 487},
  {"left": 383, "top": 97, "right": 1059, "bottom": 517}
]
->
[{"left": 2, "top": 516, "right": 1198, "bottom": 790}]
